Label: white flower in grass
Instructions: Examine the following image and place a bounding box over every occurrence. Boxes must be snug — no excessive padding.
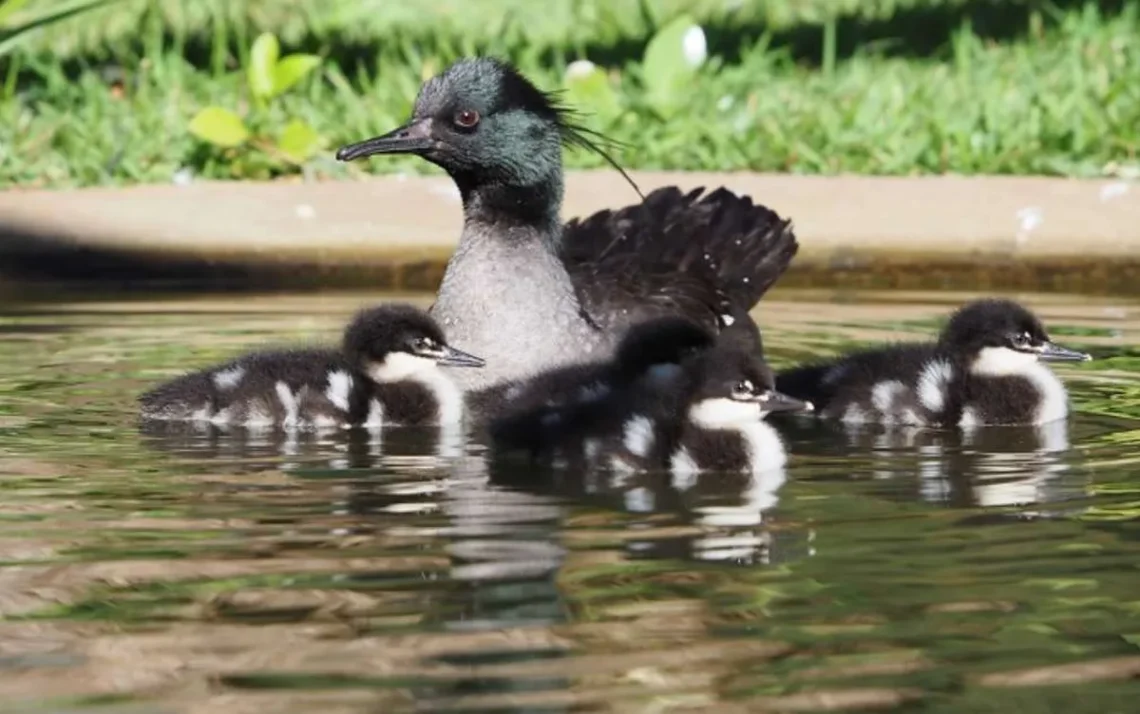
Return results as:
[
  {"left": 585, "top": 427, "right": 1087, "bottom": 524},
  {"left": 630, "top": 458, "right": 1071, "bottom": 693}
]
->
[
  {"left": 565, "top": 59, "right": 597, "bottom": 79},
  {"left": 682, "top": 25, "right": 707, "bottom": 68}
]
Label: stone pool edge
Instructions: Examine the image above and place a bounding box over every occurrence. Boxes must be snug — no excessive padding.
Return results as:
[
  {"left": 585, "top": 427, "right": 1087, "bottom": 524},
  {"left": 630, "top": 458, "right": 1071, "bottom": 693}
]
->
[{"left": 2, "top": 171, "right": 1138, "bottom": 295}]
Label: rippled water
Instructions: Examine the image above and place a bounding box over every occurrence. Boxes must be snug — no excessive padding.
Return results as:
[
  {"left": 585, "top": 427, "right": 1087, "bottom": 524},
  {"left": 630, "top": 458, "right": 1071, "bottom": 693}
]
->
[{"left": 2, "top": 289, "right": 1140, "bottom": 713}]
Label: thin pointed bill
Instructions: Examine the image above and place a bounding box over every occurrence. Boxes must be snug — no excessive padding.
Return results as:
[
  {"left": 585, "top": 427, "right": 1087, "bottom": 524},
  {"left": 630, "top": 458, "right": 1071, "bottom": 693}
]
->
[
  {"left": 436, "top": 345, "right": 486, "bottom": 368},
  {"left": 1037, "top": 342, "right": 1091, "bottom": 362},
  {"left": 335, "top": 118, "right": 435, "bottom": 161},
  {"left": 761, "top": 390, "right": 813, "bottom": 414}
]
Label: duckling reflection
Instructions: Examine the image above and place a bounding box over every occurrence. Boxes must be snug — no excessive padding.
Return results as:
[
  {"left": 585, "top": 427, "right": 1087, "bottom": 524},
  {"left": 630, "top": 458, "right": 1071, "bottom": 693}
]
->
[
  {"left": 487, "top": 443, "right": 802, "bottom": 568},
  {"left": 782, "top": 416, "right": 1084, "bottom": 514},
  {"left": 138, "top": 417, "right": 465, "bottom": 476}
]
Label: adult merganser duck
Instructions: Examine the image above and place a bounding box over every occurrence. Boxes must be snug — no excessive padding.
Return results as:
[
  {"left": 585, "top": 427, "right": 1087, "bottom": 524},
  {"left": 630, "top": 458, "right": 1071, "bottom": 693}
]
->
[{"left": 335, "top": 57, "right": 797, "bottom": 391}]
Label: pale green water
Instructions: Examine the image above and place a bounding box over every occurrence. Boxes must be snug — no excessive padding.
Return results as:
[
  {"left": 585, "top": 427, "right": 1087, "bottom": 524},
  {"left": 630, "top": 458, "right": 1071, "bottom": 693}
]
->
[{"left": 1, "top": 289, "right": 1140, "bottom": 713}]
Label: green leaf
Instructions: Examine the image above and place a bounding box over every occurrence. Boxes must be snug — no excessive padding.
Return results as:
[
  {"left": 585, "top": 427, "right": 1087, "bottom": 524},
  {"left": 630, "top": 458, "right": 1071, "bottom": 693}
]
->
[
  {"left": 276, "top": 119, "right": 320, "bottom": 163},
  {"left": 0, "top": 0, "right": 31, "bottom": 26},
  {"left": 563, "top": 60, "right": 620, "bottom": 120},
  {"left": 641, "top": 15, "right": 705, "bottom": 115},
  {"left": 188, "top": 107, "right": 250, "bottom": 148},
  {"left": 247, "top": 32, "right": 279, "bottom": 101},
  {"left": 272, "top": 54, "right": 321, "bottom": 98}
]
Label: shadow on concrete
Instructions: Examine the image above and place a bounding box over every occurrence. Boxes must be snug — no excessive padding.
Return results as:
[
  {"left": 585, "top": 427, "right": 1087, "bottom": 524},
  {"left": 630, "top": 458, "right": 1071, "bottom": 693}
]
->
[
  {"left": 0, "top": 222, "right": 446, "bottom": 302},
  {"left": 5, "top": 217, "right": 1140, "bottom": 304}
]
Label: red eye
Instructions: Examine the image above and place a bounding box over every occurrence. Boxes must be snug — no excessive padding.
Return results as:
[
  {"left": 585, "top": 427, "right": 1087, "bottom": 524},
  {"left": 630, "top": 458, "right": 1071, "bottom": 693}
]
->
[{"left": 454, "top": 109, "right": 480, "bottom": 128}]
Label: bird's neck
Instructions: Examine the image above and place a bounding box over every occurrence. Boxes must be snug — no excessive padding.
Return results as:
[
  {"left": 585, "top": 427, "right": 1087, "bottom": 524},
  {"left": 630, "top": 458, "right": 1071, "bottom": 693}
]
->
[
  {"left": 453, "top": 171, "right": 564, "bottom": 245},
  {"left": 430, "top": 170, "right": 595, "bottom": 390}
]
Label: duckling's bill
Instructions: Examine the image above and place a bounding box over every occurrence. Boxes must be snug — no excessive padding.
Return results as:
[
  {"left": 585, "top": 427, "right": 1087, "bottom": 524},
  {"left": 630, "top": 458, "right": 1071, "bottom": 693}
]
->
[
  {"left": 1035, "top": 341, "right": 1092, "bottom": 362},
  {"left": 760, "top": 390, "right": 813, "bottom": 414},
  {"left": 433, "top": 344, "right": 486, "bottom": 368}
]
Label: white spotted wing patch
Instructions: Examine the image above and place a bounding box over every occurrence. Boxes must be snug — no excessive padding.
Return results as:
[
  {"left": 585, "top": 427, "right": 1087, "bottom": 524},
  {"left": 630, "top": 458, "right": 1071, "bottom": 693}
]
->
[
  {"left": 212, "top": 366, "right": 245, "bottom": 391},
  {"left": 621, "top": 415, "right": 655, "bottom": 458},
  {"left": 917, "top": 360, "right": 953, "bottom": 413},
  {"left": 325, "top": 370, "right": 353, "bottom": 413}
]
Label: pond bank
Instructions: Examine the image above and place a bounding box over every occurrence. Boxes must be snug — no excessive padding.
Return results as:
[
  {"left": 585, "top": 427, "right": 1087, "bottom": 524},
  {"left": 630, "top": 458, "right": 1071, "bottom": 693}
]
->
[{"left": 2, "top": 171, "right": 1138, "bottom": 296}]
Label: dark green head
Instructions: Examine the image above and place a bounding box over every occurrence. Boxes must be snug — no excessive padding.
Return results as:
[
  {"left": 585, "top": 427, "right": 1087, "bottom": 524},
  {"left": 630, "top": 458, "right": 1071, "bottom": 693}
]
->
[
  {"left": 336, "top": 58, "right": 637, "bottom": 230},
  {"left": 338, "top": 59, "right": 582, "bottom": 218}
]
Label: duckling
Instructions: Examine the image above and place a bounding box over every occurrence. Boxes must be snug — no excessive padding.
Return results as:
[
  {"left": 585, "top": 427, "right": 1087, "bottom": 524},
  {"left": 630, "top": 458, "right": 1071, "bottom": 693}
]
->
[
  {"left": 775, "top": 299, "right": 1090, "bottom": 427},
  {"left": 468, "top": 315, "right": 716, "bottom": 424},
  {"left": 138, "top": 304, "right": 484, "bottom": 429},
  {"left": 489, "top": 320, "right": 811, "bottom": 478},
  {"left": 661, "top": 347, "right": 811, "bottom": 479}
]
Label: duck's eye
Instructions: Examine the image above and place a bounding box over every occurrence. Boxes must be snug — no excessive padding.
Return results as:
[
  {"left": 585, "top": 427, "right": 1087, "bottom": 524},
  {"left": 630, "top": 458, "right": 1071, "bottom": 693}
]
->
[
  {"left": 413, "top": 337, "right": 435, "bottom": 352},
  {"left": 732, "top": 380, "right": 754, "bottom": 397},
  {"left": 1011, "top": 331, "right": 1033, "bottom": 349},
  {"left": 454, "top": 109, "right": 480, "bottom": 129}
]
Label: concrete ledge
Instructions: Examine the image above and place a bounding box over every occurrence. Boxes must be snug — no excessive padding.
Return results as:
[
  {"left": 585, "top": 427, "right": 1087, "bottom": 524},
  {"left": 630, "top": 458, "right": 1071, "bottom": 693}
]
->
[{"left": 2, "top": 171, "right": 1138, "bottom": 294}]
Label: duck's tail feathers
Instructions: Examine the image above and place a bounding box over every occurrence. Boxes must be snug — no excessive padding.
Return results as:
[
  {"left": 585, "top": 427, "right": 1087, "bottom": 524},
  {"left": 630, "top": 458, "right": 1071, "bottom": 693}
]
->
[
  {"left": 692, "top": 187, "right": 797, "bottom": 311},
  {"left": 561, "top": 186, "right": 797, "bottom": 313}
]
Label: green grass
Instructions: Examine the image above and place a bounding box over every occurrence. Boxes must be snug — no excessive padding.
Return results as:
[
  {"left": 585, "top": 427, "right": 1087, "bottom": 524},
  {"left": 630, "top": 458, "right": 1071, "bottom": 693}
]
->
[{"left": 1, "top": 0, "right": 1139, "bottom": 187}]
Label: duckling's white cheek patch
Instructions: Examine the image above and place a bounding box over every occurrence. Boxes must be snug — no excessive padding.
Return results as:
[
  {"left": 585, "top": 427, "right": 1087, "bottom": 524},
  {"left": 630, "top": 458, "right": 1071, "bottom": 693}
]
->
[
  {"left": 690, "top": 398, "right": 763, "bottom": 428},
  {"left": 971, "top": 347, "right": 1038, "bottom": 376},
  {"left": 370, "top": 353, "right": 437, "bottom": 383},
  {"left": 325, "top": 370, "right": 353, "bottom": 412},
  {"left": 213, "top": 366, "right": 245, "bottom": 391}
]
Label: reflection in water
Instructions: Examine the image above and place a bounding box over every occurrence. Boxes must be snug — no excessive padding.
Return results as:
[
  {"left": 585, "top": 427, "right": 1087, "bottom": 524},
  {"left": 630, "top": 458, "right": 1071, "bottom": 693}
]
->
[
  {"left": 142, "top": 417, "right": 799, "bottom": 569},
  {"left": 138, "top": 408, "right": 1094, "bottom": 582},
  {"left": 5, "top": 291, "right": 1140, "bottom": 712},
  {"left": 775, "top": 414, "right": 1088, "bottom": 514}
]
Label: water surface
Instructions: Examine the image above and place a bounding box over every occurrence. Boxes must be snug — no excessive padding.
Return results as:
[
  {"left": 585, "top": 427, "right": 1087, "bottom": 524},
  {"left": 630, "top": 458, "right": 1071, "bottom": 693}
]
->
[{"left": 2, "top": 289, "right": 1139, "bottom": 713}]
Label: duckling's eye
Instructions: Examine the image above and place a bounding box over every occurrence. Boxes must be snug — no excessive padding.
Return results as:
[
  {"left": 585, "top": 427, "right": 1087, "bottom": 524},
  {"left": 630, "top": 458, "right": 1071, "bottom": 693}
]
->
[
  {"left": 454, "top": 109, "right": 480, "bottom": 129},
  {"left": 1010, "top": 331, "right": 1033, "bottom": 348},
  {"left": 413, "top": 337, "right": 435, "bottom": 352},
  {"left": 732, "top": 380, "right": 754, "bottom": 397}
]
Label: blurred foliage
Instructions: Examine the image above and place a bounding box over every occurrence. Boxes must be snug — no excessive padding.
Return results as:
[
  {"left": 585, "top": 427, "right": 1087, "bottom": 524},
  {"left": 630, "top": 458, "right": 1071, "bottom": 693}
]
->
[
  {"left": 0, "top": 0, "right": 122, "bottom": 56},
  {"left": 0, "top": 0, "right": 1137, "bottom": 185},
  {"left": 186, "top": 31, "right": 322, "bottom": 178}
]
